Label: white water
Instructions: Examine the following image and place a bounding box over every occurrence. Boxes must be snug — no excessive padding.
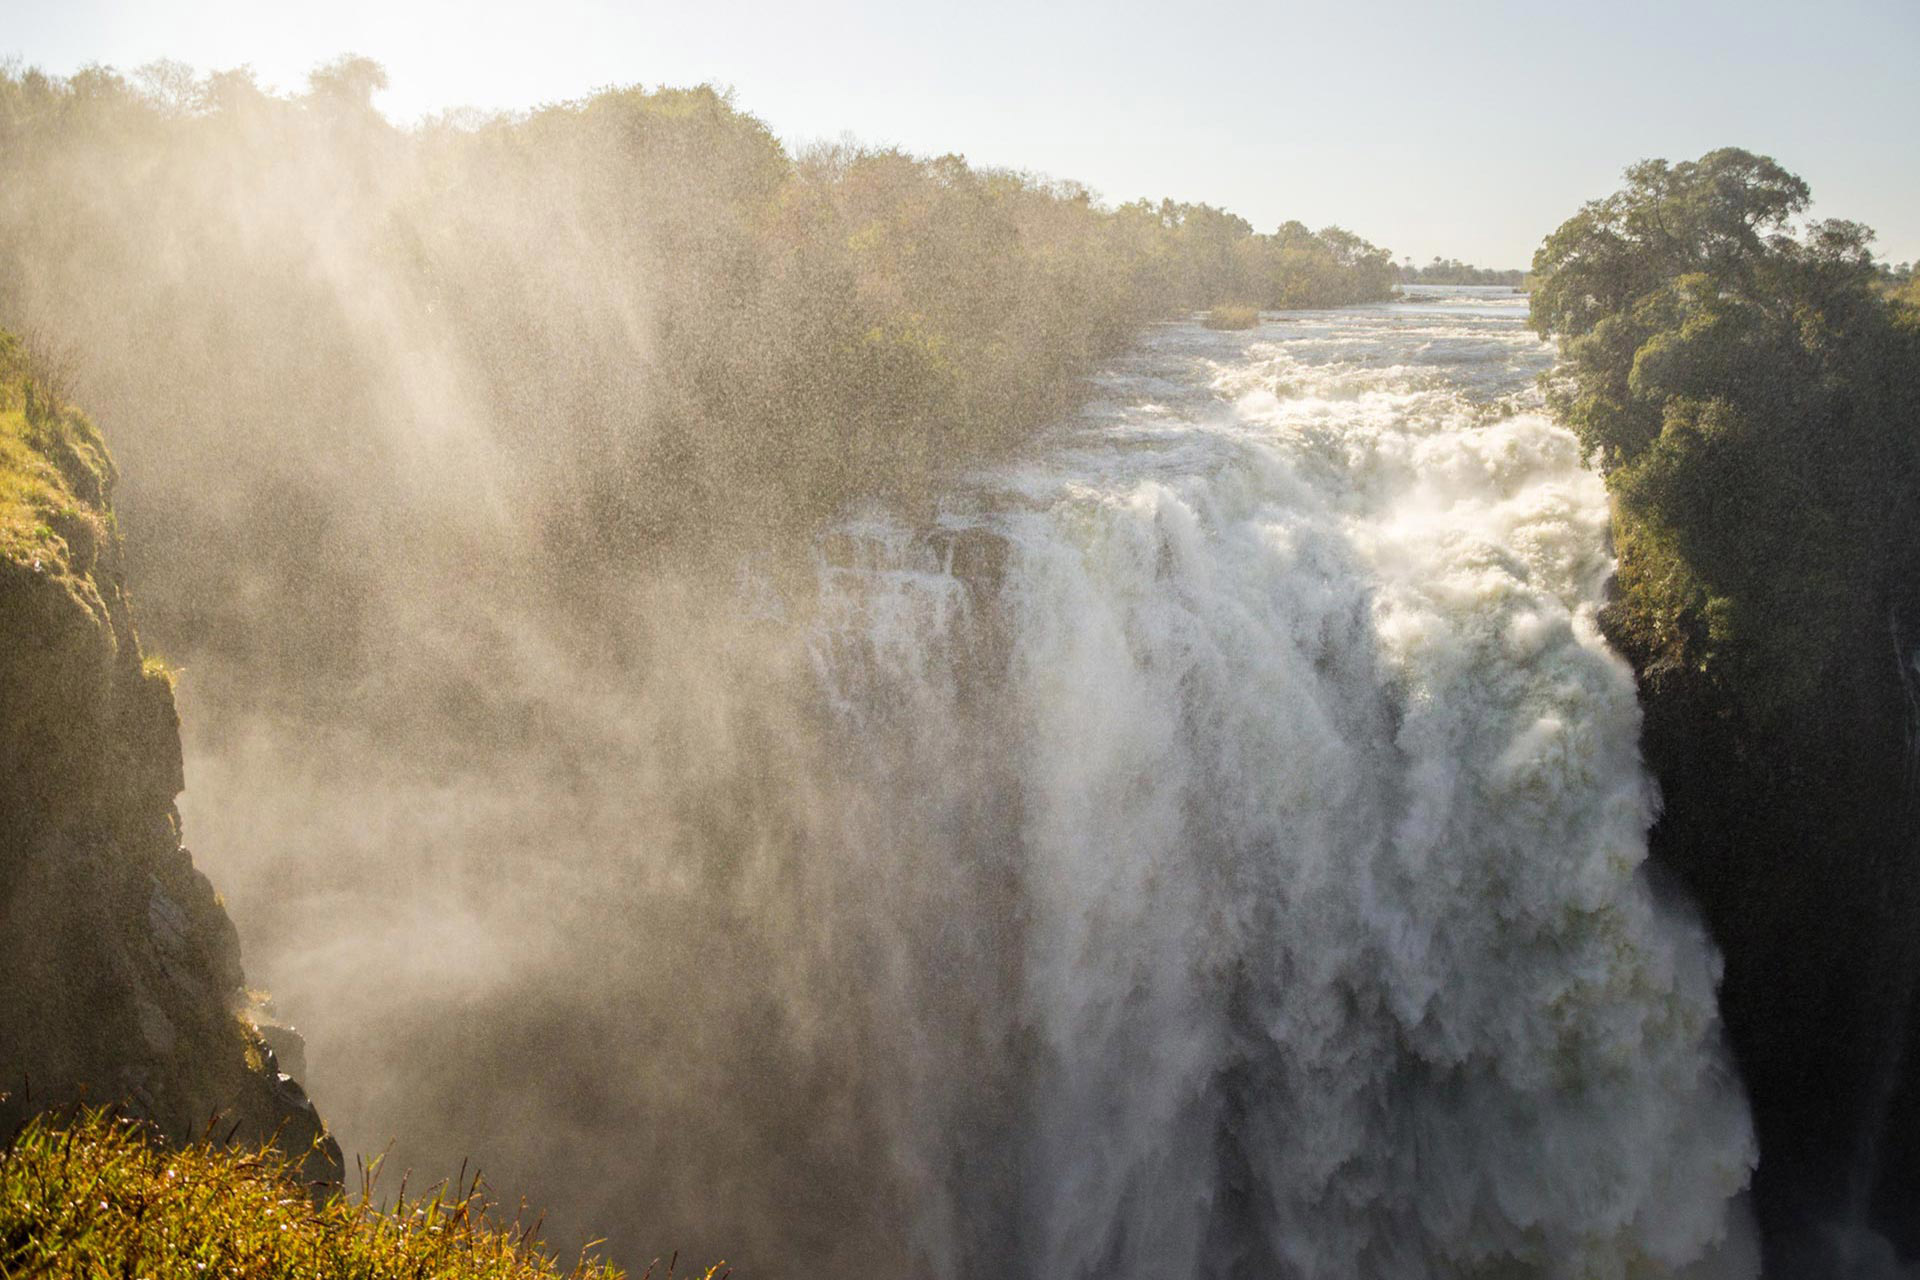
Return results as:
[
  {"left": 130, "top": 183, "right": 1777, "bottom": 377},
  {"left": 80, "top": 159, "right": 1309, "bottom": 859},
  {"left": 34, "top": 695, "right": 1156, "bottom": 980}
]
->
[{"left": 799, "top": 287, "right": 1759, "bottom": 1277}]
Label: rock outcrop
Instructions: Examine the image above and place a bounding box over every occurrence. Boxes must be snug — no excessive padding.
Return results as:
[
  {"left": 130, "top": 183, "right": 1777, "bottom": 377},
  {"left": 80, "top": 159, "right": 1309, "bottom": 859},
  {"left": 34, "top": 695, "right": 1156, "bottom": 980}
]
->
[{"left": 0, "top": 331, "right": 338, "bottom": 1181}]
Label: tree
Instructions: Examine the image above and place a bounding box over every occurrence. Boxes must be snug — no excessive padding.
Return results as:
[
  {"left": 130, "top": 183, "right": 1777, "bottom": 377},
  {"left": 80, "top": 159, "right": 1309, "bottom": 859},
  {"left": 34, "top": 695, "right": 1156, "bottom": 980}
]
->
[
  {"left": 306, "top": 54, "right": 388, "bottom": 112},
  {"left": 1529, "top": 145, "right": 1919, "bottom": 711}
]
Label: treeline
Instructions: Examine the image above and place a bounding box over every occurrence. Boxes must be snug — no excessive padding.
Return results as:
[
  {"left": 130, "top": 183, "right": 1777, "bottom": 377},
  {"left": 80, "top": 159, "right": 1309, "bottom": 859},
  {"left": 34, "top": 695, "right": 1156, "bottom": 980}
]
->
[
  {"left": 1395, "top": 257, "right": 1526, "bottom": 286},
  {"left": 0, "top": 60, "right": 1395, "bottom": 589},
  {"left": 1529, "top": 148, "right": 1920, "bottom": 1273},
  {"left": 0, "top": 58, "right": 1402, "bottom": 706}
]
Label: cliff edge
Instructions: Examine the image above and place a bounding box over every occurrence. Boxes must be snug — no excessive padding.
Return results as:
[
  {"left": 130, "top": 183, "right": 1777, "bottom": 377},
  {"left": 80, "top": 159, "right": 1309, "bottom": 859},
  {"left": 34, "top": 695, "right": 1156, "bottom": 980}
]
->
[{"left": 0, "top": 330, "right": 338, "bottom": 1180}]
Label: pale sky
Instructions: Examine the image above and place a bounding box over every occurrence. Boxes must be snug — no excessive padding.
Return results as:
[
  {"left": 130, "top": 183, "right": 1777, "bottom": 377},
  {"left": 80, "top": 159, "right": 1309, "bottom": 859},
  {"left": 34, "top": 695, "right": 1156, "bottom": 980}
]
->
[{"left": 5, "top": 0, "right": 1916, "bottom": 267}]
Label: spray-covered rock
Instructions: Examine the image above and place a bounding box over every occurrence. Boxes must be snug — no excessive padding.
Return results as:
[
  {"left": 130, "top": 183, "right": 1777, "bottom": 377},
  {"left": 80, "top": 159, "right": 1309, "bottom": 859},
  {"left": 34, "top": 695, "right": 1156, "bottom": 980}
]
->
[{"left": 0, "top": 331, "right": 340, "bottom": 1184}]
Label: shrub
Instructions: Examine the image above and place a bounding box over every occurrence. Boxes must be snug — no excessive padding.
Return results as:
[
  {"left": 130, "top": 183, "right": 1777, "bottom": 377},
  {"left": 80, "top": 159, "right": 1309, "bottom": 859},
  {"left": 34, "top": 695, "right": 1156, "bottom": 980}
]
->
[{"left": 1202, "top": 304, "right": 1259, "bottom": 331}]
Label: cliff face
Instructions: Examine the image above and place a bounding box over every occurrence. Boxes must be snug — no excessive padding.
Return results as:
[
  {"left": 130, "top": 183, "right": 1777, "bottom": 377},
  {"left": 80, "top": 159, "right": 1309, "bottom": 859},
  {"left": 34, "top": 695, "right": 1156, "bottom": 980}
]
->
[
  {"left": 0, "top": 333, "right": 336, "bottom": 1177},
  {"left": 1605, "top": 576, "right": 1920, "bottom": 1270}
]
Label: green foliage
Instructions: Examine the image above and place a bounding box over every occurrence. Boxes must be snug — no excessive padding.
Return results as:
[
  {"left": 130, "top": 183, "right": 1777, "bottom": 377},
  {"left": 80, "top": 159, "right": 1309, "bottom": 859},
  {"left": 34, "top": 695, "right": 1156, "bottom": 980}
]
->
[
  {"left": 1265, "top": 220, "right": 1400, "bottom": 308},
  {"left": 0, "top": 329, "right": 114, "bottom": 581},
  {"left": 1891, "top": 270, "right": 1920, "bottom": 312},
  {"left": 1530, "top": 148, "right": 1920, "bottom": 721},
  {"left": 307, "top": 54, "right": 389, "bottom": 110},
  {"left": 141, "top": 652, "right": 183, "bottom": 687},
  {"left": 0, "top": 1108, "right": 703, "bottom": 1280}
]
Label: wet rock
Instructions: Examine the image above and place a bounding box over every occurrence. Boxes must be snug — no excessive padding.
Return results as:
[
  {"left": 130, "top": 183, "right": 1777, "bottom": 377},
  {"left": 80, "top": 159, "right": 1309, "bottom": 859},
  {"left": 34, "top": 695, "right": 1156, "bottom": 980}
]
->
[
  {"left": 147, "top": 880, "right": 191, "bottom": 953},
  {"left": 257, "top": 1022, "right": 308, "bottom": 1081},
  {"left": 135, "top": 1000, "right": 177, "bottom": 1057},
  {"left": 926, "top": 525, "right": 1009, "bottom": 599}
]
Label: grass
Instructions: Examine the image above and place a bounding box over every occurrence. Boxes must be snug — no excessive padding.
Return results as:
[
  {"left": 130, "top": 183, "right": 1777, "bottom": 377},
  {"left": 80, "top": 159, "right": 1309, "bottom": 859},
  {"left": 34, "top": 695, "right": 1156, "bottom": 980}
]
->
[
  {"left": 1201, "top": 304, "right": 1260, "bottom": 331},
  {"left": 0, "top": 329, "right": 114, "bottom": 579},
  {"left": 0, "top": 1108, "right": 720, "bottom": 1280},
  {"left": 0, "top": 405, "right": 90, "bottom": 572},
  {"left": 141, "top": 653, "right": 184, "bottom": 689}
]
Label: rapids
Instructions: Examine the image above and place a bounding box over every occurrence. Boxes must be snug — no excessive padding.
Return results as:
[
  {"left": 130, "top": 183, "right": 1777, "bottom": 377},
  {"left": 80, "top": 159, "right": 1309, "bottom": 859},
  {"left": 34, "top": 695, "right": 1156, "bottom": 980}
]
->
[{"left": 799, "top": 286, "right": 1759, "bottom": 1277}]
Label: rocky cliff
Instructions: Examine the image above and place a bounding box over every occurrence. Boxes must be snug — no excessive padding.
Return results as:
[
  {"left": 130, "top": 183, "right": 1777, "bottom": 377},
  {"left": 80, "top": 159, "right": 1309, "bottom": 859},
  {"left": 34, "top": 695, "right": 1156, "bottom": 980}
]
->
[
  {"left": 1604, "top": 573, "right": 1920, "bottom": 1271},
  {"left": 0, "top": 330, "right": 337, "bottom": 1179}
]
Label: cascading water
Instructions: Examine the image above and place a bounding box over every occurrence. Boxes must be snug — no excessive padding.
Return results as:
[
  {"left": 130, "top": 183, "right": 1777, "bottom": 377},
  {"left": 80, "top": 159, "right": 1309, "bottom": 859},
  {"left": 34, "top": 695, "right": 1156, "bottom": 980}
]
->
[{"left": 794, "top": 287, "right": 1759, "bottom": 1278}]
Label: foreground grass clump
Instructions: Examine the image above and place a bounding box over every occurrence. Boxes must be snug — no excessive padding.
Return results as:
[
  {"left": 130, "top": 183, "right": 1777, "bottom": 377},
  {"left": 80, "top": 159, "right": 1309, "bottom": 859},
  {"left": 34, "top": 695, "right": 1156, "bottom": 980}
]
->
[
  {"left": 0, "top": 1109, "right": 715, "bottom": 1280},
  {"left": 1202, "top": 304, "right": 1260, "bottom": 331}
]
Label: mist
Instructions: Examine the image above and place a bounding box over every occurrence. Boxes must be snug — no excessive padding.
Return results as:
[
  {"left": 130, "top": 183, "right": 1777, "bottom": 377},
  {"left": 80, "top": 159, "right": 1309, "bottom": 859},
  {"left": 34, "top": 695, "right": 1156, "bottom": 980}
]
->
[{"left": 0, "top": 59, "right": 1759, "bottom": 1277}]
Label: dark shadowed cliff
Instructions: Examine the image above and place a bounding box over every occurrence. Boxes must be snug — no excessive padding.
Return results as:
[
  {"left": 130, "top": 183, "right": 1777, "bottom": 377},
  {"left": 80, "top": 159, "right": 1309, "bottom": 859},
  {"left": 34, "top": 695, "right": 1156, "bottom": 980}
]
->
[{"left": 0, "top": 329, "right": 338, "bottom": 1179}]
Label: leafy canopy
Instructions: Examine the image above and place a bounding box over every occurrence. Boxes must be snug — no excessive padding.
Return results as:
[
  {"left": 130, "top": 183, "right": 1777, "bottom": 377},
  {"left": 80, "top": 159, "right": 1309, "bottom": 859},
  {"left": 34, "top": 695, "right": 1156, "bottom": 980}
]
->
[{"left": 1529, "top": 148, "right": 1920, "bottom": 715}]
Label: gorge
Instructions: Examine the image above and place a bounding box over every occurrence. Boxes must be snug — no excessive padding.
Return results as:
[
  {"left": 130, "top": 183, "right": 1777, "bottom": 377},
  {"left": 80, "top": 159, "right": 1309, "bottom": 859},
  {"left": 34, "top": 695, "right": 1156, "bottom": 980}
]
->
[{"left": 2, "top": 60, "right": 1918, "bottom": 1279}]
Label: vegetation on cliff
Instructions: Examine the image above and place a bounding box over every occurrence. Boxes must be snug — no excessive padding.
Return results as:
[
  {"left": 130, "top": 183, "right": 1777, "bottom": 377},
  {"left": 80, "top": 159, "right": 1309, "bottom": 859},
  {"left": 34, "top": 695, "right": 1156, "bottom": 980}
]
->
[
  {"left": 0, "top": 332, "right": 111, "bottom": 579},
  {"left": 0, "top": 324, "right": 170, "bottom": 867},
  {"left": 1530, "top": 147, "right": 1920, "bottom": 1270},
  {"left": 0, "top": 1108, "right": 686, "bottom": 1280},
  {"left": 1530, "top": 147, "right": 1920, "bottom": 721}
]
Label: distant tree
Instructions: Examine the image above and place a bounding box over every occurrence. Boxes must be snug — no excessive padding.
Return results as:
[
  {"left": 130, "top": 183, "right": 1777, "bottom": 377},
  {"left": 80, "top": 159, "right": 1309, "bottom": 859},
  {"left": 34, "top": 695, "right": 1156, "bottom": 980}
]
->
[
  {"left": 198, "top": 65, "right": 269, "bottom": 116},
  {"left": 306, "top": 54, "right": 388, "bottom": 111},
  {"left": 134, "top": 59, "right": 199, "bottom": 114},
  {"left": 1395, "top": 257, "right": 1525, "bottom": 286}
]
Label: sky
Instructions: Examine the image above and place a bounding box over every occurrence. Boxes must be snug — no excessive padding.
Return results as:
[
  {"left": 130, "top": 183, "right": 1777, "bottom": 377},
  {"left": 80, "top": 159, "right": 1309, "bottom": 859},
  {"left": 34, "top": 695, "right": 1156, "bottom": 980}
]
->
[{"left": 5, "top": 0, "right": 1916, "bottom": 268}]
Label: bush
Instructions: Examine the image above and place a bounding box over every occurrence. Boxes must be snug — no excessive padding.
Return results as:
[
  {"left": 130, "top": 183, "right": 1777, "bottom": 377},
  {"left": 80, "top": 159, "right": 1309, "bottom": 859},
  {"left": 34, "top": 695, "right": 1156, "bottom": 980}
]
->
[{"left": 1202, "top": 304, "right": 1260, "bottom": 330}]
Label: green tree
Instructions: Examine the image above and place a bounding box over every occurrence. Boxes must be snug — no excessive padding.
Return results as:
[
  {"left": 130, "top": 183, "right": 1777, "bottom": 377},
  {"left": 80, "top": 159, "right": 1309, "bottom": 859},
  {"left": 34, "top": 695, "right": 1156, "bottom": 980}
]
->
[{"left": 1529, "top": 147, "right": 1920, "bottom": 710}]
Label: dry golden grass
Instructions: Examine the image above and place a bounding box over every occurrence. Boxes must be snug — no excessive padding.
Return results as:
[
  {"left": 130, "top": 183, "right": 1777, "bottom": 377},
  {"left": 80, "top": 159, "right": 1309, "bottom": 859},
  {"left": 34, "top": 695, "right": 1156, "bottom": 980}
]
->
[{"left": 1, "top": 1108, "right": 721, "bottom": 1280}]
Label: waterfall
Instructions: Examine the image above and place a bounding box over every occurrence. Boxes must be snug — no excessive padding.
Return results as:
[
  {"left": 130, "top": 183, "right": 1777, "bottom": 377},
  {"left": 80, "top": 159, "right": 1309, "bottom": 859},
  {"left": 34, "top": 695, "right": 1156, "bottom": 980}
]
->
[
  {"left": 189, "top": 289, "right": 1760, "bottom": 1278},
  {"left": 795, "top": 289, "right": 1759, "bottom": 1277}
]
